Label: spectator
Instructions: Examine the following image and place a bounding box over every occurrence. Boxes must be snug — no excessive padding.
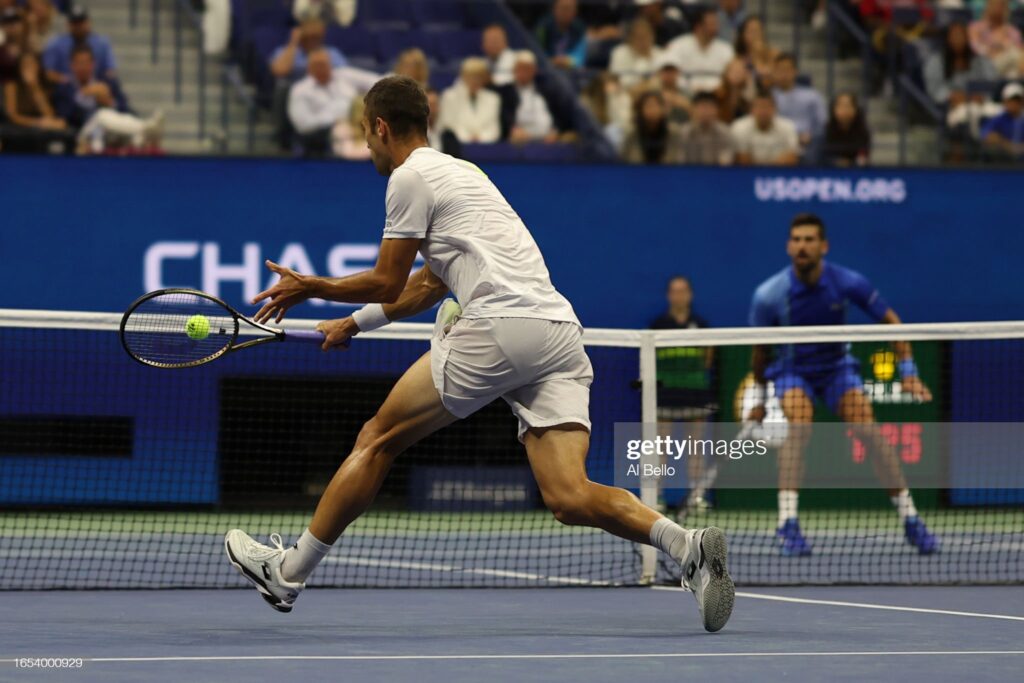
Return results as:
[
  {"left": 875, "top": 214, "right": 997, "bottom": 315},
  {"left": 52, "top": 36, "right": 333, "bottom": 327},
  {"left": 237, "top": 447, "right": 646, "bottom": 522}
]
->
[
  {"left": 634, "top": 0, "right": 688, "bottom": 47},
  {"left": 650, "top": 275, "right": 715, "bottom": 513},
  {"left": 332, "top": 97, "right": 370, "bottom": 160},
  {"left": 497, "top": 50, "right": 558, "bottom": 144},
  {"left": 823, "top": 92, "right": 872, "bottom": 166},
  {"left": 609, "top": 18, "right": 663, "bottom": 88},
  {"left": 859, "top": 0, "right": 934, "bottom": 90},
  {"left": 1, "top": 51, "right": 74, "bottom": 153},
  {"left": 286, "top": 48, "right": 379, "bottom": 158},
  {"left": 580, "top": 71, "right": 632, "bottom": 150},
  {"left": 42, "top": 5, "right": 117, "bottom": 84},
  {"left": 734, "top": 15, "right": 779, "bottom": 86},
  {"left": 667, "top": 7, "right": 735, "bottom": 93},
  {"left": 25, "top": 0, "right": 61, "bottom": 55},
  {"left": 622, "top": 90, "right": 685, "bottom": 164},
  {"left": 715, "top": 57, "right": 754, "bottom": 123},
  {"left": 482, "top": 24, "right": 515, "bottom": 86},
  {"left": 439, "top": 57, "right": 501, "bottom": 143},
  {"left": 771, "top": 53, "right": 827, "bottom": 156},
  {"left": 732, "top": 90, "right": 800, "bottom": 165},
  {"left": 981, "top": 81, "right": 1024, "bottom": 158},
  {"left": 535, "top": 0, "right": 587, "bottom": 69},
  {"left": 292, "top": 0, "right": 357, "bottom": 27},
  {"left": 393, "top": 48, "right": 429, "bottom": 91},
  {"left": 969, "top": 0, "right": 1024, "bottom": 77},
  {"left": 679, "top": 90, "right": 735, "bottom": 165},
  {"left": 0, "top": 8, "right": 26, "bottom": 83},
  {"left": 52, "top": 45, "right": 162, "bottom": 154},
  {"left": 926, "top": 21, "right": 1000, "bottom": 106},
  {"left": 650, "top": 53, "right": 691, "bottom": 123},
  {"left": 718, "top": 0, "right": 748, "bottom": 44},
  {"left": 270, "top": 17, "right": 345, "bottom": 82}
]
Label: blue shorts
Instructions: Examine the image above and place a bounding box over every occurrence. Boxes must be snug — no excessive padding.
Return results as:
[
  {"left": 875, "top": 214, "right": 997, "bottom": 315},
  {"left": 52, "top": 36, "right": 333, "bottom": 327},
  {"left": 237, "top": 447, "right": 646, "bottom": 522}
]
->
[{"left": 768, "top": 359, "right": 864, "bottom": 414}]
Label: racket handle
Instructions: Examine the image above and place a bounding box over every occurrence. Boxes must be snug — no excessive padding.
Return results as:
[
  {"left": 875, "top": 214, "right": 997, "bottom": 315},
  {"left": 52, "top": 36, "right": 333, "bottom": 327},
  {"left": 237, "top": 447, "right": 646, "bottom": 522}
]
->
[{"left": 283, "top": 329, "right": 349, "bottom": 348}]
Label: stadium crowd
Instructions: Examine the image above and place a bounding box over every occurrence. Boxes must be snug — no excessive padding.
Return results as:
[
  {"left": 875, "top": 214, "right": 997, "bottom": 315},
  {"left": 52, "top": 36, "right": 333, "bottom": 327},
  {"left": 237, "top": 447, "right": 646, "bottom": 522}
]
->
[
  {"left": 3, "top": 0, "right": 1023, "bottom": 162},
  {"left": 0, "top": 2, "right": 164, "bottom": 154}
]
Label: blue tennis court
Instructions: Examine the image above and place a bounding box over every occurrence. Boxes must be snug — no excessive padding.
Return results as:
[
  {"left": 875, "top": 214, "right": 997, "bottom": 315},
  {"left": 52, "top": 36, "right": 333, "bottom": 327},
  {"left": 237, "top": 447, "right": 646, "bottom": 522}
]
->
[{"left": 4, "top": 586, "right": 1023, "bottom": 682}]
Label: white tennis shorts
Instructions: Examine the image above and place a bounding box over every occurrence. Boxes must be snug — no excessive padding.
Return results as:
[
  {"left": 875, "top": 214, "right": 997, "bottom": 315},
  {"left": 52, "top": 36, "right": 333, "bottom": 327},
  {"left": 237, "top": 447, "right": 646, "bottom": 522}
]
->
[{"left": 430, "top": 317, "right": 593, "bottom": 439}]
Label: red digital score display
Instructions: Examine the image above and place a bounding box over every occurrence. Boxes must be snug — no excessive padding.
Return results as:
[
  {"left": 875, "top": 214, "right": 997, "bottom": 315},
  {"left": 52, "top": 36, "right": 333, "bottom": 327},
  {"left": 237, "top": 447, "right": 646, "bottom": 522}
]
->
[{"left": 848, "top": 423, "right": 923, "bottom": 464}]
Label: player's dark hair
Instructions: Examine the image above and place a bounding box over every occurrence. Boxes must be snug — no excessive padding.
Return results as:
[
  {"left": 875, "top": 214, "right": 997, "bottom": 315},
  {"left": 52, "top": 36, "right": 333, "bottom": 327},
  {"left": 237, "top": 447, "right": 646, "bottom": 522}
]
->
[
  {"left": 790, "top": 213, "right": 827, "bottom": 239},
  {"left": 363, "top": 75, "right": 429, "bottom": 140}
]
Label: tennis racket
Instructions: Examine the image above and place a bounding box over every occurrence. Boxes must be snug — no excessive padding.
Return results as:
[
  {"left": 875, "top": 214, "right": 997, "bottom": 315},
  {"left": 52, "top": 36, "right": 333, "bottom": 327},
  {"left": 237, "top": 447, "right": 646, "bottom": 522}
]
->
[{"left": 120, "top": 288, "right": 330, "bottom": 369}]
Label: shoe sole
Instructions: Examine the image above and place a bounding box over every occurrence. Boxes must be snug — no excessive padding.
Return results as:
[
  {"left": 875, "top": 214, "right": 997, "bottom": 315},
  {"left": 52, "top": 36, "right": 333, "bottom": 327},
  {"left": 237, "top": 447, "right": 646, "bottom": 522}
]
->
[
  {"left": 223, "top": 533, "right": 293, "bottom": 613},
  {"left": 698, "top": 527, "right": 735, "bottom": 633}
]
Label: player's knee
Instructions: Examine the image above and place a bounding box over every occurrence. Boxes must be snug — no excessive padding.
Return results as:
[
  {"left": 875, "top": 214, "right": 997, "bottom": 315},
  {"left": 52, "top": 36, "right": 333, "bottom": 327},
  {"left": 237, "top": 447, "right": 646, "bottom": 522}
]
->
[
  {"left": 354, "top": 415, "right": 399, "bottom": 461},
  {"left": 542, "top": 484, "right": 595, "bottom": 527}
]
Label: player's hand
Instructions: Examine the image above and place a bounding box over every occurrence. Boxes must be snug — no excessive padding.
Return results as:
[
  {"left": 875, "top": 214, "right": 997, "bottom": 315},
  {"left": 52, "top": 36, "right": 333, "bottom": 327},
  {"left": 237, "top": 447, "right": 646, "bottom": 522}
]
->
[
  {"left": 902, "top": 375, "right": 933, "bottom": 403},
  {"left": 746, "top": 404, "right": 767, "bottom": 423},
  {"left": 316, "top": 317, "right": 356, "bottom": 351},
  {"left": 252, "top": 260, "right": 310, "bottom": 324}
]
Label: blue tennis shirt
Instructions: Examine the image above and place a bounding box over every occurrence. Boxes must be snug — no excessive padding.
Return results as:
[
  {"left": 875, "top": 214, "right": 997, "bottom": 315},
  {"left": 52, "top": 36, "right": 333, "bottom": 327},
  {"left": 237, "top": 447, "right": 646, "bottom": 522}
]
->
[{"left": 749, "top": 261, "right": 890, "bottom": 378}]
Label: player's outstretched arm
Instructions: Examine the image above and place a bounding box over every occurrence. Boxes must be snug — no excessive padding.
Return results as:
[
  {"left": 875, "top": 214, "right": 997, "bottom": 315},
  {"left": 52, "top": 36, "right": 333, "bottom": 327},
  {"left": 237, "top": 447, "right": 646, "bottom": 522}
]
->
[
  {"left": 316, "top": 265, "right": 448, "bottom": 351},
  {"left": 252, "top": 238, "right": 421, "bottom": 324},
  {"left": 881, "top": 309, "right": 933, "bottom": 402}
]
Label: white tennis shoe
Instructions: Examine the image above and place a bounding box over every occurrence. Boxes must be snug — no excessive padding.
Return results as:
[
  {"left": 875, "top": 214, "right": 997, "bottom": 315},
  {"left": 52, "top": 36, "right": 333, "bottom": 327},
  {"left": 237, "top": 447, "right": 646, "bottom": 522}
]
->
[
  {"left": 224, "top": 529, "right": 304, "bottom": 613},
  {"left": 681, "top": 527, "right": 735, "bottom": 632}
]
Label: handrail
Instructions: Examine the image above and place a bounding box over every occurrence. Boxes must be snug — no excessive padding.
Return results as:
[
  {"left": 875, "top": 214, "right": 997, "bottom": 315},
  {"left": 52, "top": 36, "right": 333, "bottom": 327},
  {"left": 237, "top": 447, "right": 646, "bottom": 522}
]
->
[
  {"left": 897, "top": 73, "right": 945, "bottom": 165},
  {"left": 220, "top": 64, "right": 259, "bottom": 154},
  {"left": 172, "top": 0, "right": 207, "bottom": 139},
  {"left": 825, "top": 0, "right": 873, "bottom": 114}
]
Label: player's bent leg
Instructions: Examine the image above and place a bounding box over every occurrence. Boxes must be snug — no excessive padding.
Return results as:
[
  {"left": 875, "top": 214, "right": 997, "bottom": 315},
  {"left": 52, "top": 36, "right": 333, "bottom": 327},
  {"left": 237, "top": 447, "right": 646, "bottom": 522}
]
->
[
  {"left": 307, "top": 351, "right": 457, "bottom": 544},
  {"left": 522, "top": 424, "right": 734, "bottom": 632},
  {"left": 776, "top": 387, "right": 814, "bottom": 557},
  {"left": 836, "top": 388, "right": 938, "bottom": 554},
  {"left": 225, "top": 352, "right": 459, "bottom": 611}
]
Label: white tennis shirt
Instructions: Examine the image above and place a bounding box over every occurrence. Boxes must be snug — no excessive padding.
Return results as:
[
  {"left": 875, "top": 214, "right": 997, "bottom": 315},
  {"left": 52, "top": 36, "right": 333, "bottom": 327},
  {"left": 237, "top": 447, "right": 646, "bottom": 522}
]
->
[{"left": 382, "top": 146, "right": 580, "bottom": 326}]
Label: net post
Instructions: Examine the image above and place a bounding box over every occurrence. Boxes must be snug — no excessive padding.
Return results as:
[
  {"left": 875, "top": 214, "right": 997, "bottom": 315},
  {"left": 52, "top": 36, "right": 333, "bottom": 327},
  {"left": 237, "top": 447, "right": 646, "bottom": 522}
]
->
[{"left": 639, "top": 331, "right": 658, "bottom": 584}]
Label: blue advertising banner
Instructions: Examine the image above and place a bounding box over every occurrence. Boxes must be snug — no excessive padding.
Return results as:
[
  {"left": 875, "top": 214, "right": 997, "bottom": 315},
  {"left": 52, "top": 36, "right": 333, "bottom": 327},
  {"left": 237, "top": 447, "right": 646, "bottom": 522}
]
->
[{"left": 2, "top": 156, "right": 1022, "bottom": 327}]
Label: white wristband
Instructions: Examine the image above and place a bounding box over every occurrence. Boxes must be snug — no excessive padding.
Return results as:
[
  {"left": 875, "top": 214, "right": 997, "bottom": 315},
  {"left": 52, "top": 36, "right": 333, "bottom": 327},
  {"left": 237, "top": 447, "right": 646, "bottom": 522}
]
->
[{"left": 352, "top": 304, "right": 389, "bottom": 332}]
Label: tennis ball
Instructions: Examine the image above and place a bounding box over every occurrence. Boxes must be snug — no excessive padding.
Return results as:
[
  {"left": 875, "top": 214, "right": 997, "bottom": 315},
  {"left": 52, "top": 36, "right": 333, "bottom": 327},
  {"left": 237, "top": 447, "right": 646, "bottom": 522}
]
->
[{"left": 186, "top": 314, "right": 210, "bottom": 341}]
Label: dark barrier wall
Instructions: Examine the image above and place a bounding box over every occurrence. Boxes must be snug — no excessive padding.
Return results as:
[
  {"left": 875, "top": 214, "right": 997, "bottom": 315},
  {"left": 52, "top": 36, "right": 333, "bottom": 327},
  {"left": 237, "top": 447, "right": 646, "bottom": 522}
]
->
[{"left": 2, "top": 156, "right": 1021, "bottom": 327}]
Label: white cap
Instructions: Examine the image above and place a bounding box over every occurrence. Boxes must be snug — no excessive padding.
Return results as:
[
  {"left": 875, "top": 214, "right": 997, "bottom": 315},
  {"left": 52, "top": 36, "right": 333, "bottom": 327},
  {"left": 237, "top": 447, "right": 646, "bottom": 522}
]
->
[{"left": 1002, "top": 82, "right": 1024, "bottom": 101}]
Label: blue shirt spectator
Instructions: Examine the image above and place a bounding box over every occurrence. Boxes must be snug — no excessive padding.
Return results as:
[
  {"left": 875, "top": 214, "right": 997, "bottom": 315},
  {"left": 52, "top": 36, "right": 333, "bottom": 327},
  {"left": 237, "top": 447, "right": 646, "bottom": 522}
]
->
[
  {"left": 270, "top": 17, "right": 346, "bottom": 82},
  {"left": 535, "top": 0, "right": 587, "bottom": 68},
  {"left": 52, "top": 44, "right": 129, "bottom": 129},
  {"left": 42, "top": 6, "right": 117, "bottom": 82},
  {"left": 982, "top": 82, "right": 1024, "bottom": 154},
  {"left": 771, "top": 53, "right": 827, "bottom": 145}
]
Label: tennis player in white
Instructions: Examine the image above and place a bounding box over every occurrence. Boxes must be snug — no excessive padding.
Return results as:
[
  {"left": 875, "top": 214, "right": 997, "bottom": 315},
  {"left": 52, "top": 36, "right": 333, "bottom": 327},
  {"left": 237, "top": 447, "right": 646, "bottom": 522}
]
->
[{"left": 223, "top": 76, "right": 734, "bottom": 632}]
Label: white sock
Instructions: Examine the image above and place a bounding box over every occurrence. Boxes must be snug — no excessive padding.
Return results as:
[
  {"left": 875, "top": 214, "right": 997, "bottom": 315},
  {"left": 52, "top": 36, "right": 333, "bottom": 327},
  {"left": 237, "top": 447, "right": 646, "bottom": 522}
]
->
[
  {"left": 778, "top": 490, "right": 799, "bottom": 527},
  {"left": 280, "top": 528, "right": 332, "bottom": 583},
  {"left": 649, "top": 517, "right": 691, "bottom": 564},
  {"left": 890, "top": 489, "right": 918, "bottom": 522}
]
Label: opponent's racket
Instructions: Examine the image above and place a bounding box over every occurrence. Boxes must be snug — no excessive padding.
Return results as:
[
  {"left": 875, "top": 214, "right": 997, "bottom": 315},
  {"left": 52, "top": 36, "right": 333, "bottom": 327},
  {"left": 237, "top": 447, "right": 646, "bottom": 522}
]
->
[{"left": 120, "top": 288, "right": 328, "bottom": 369}]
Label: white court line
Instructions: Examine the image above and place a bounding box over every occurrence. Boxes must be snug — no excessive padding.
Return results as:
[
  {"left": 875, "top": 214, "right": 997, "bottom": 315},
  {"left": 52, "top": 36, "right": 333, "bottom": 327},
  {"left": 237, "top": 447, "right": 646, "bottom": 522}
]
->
[
  {"left": 652, "top": 586, "right": 1024, "bottom": 622},
  {"left": 324, "top": 556, "right": 612, "bottom": 586},
  {"left": 2, "top": 651, "right": 1024, "bottom": 664}
]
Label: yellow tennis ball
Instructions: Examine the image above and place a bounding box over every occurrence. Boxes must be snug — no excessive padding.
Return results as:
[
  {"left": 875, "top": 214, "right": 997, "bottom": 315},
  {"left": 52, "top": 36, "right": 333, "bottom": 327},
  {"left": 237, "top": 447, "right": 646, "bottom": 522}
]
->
[{"left": 186, "top": 314, "right": 210, "bottom": 341}]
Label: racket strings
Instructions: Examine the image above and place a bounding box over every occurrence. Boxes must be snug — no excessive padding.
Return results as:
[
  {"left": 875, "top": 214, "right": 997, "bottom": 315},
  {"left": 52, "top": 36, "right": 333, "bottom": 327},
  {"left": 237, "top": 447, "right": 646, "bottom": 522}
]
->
[{"left": 122, "top": 292, "right": 236, "bottom": 368}]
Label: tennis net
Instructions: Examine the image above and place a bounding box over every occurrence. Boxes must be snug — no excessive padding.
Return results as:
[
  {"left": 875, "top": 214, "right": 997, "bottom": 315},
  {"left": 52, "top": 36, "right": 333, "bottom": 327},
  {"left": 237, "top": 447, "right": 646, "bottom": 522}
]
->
[{"left": 0, "top": 309, "right": 1021, "bottom": 589}]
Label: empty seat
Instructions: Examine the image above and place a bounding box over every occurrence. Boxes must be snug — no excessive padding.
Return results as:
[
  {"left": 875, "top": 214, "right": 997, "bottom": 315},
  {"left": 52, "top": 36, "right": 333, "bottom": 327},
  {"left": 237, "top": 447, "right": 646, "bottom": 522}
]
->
[
  {"left": 374, "top": 30, "right": 438, "bottom": 64},
  {"left": 326, "top": 27, "right": 377, "bottom": 60},
  {"left": 432, "top": 29, "right": 482, "bottom": 66},
  {"left": 413, "top": 1, "right": 468, "bottom": 29},
  {"left": 357, "top": 0, "right": 412, "bottom": 29}
]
